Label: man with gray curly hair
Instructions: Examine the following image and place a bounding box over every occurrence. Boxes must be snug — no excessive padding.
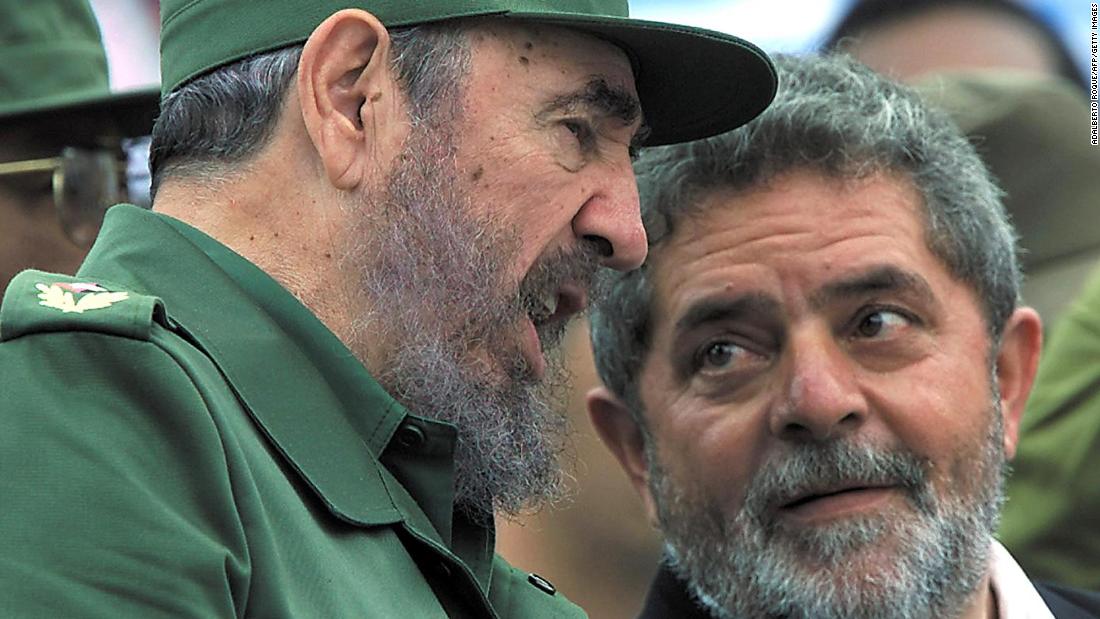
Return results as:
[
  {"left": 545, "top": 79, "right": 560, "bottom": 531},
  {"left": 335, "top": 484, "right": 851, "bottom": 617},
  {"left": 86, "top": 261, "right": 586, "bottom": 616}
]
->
[{"left": 587, "top": 53, "right": 1100, "bottom": 618}]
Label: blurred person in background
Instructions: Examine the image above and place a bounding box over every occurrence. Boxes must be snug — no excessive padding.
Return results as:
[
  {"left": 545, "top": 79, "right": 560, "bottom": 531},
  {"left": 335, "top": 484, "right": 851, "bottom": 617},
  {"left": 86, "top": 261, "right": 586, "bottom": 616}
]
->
[
  {"left": 587, "top": 53, "right": 1099, "bottom": 619},
  {"left": 0, "top": 0, "right": 157, "bottom": 291},
  {"left": 822, "top": 0, "right": 1085, "bottom": 92},
  {"left": 912, "top": 72, "right": 1099, "bottom": 330},
  {"left": 823, "top": 1, "right": 1092, "bottom": 326}
]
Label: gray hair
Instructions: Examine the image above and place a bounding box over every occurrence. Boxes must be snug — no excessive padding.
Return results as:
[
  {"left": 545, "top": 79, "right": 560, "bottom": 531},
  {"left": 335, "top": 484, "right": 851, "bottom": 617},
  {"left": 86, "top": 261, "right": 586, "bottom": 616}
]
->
[
  {"left": 590, "top": 53, "right": 1020, "bottom": 418},
  {"left": 149, "top": 23, "right": 471, "bottom": 194}
]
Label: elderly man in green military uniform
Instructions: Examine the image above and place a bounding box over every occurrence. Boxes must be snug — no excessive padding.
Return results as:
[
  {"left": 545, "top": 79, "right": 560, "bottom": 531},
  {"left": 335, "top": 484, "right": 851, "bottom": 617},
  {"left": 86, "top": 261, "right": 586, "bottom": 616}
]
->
[
  {"left": 0, "top": 0, "right": 157, "bottom": 291},
  {"left": 0, "top": 0, "right": 775, "bottom": 616}
]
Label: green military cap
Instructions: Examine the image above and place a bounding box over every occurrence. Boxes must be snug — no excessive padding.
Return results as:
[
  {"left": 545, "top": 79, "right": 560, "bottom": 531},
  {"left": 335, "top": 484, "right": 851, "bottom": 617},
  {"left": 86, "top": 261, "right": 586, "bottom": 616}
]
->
[
  {"left": 159, "top": 0, "right": 778, "bottom": 146},
  {"left": 0, "top": 0, "right": 157, "bottom": 137},
  {"left": 915, "top": 71, "right": 1099, "bottom": 269}
]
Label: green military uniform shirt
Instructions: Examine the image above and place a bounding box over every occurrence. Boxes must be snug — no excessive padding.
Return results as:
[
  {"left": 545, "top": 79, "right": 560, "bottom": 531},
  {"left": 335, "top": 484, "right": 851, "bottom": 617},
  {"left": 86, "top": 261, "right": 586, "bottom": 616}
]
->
[{"left": 0, "top": 204, "right": 584, "bottom": 618}]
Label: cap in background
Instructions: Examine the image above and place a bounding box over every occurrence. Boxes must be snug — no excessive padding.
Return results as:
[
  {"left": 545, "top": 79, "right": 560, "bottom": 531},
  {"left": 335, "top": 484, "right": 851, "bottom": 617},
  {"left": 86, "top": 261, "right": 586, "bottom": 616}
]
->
[{"left": 0, "top": 0, "right": 157, "bottom": 137}]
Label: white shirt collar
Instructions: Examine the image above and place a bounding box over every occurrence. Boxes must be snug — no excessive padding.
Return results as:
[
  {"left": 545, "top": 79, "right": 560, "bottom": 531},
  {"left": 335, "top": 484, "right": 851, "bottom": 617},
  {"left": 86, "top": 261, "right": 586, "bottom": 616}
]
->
[{"left": 990, "top": 540, "right": 1055, "bottom": 619}]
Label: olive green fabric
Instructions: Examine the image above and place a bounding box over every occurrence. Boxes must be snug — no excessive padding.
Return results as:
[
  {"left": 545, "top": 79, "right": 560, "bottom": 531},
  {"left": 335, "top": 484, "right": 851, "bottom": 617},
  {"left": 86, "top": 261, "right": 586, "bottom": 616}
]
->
[
  {"left": 916, "top": 72, "right": 1100, "bottom": 330},
  {"left": 915, "top": 72, "right": 1098, "bottom": 271},
  {"left": 0, "top": 0, "right": 157, "bottom": 132},
  {"left": 999, "top": 263, "right": 1100, "bottom": 590},
  {"left": 158, "top": 0, "right": 777, "bottom": 146},
  {"left": 0, "top": 204, "right": 583, "bottom": 618}
]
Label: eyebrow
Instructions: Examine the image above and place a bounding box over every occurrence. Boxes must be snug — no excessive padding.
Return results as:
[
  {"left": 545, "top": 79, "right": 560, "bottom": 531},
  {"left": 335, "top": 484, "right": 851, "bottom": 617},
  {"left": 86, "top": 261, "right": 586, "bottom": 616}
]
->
[
  {"left": 671, "top": 265, "right": 936, "bottom": 336},
  {"left": 539, "top": 78, "right": 650, "bottom": 148},
  {"left": 674, "top": 293, "right": 781, "bottom": 335},
  {"left": 809, "top": 265, "right": 937, "bottom": 310}
]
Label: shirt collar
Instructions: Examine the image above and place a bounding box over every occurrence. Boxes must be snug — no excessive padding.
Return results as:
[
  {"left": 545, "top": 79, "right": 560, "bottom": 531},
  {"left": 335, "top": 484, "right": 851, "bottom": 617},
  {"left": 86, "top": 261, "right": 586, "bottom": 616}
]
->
[
  {"left": 990, "top": 540, "right": 1056, "bottom": 619},
  {"left": 81, "top": 205, "right": 451, "bottom": 535}
]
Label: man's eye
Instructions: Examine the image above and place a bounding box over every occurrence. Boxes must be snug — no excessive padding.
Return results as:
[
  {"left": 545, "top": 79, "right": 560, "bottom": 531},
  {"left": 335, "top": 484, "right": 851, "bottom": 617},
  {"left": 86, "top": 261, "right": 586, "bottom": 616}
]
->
[
  {"left": 854, "top": 308, "right": 912, "bottom": 338},
  {"left": 696, "top": 341, "right": 751, "bottom": 372},
  {"left": 562, "top": 119, "right": 593, "bottom": 146}
]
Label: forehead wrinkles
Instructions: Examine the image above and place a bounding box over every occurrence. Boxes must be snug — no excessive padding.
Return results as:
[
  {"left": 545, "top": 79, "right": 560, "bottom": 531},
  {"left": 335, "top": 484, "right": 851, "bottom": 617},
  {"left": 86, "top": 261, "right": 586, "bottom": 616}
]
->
[
  {"left": 657, "top": 230, "right": 919, "bottom": 314},
  {"left": 653, "top": 175, "right": 927, "bottom": 291}
]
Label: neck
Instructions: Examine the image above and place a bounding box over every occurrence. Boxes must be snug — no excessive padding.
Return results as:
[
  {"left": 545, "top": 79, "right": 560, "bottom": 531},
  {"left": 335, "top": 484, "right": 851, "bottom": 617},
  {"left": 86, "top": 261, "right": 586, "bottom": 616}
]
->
[{"left": 153, "top": 169, "right": 361, "bottom": 351}]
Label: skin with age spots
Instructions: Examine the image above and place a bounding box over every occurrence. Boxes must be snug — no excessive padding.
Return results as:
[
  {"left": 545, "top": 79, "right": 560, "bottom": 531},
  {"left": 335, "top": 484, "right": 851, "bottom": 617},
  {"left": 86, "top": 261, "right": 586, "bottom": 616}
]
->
[
  {"left": 450, "top": 23, "right": 648, "bottom": 334},
  {"left": 339, "top": 20, "right": 651, "bottom": 518},
  {"left": 347, "top": 21, "right": 650, "bottom": 386}
]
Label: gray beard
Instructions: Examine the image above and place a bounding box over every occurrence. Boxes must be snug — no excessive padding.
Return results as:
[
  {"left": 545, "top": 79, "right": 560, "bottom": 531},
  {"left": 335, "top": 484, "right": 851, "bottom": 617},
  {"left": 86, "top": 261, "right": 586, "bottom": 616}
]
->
[
  {"left": 650, "top": 403, "right": 1006, "bottom": 619},
  {"left": 343, "top": 117, "right": 599, "bottom": 521}
]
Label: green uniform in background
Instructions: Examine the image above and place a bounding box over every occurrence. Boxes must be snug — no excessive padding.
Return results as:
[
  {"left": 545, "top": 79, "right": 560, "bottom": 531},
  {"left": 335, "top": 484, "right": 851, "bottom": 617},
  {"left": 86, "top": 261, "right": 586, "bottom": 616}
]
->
[
  {"left": 0, "top": 205, "right": 582, "bottom": 618},
  {"left": 1001, "top": 263, "right": 1100, "bottom": 590}
]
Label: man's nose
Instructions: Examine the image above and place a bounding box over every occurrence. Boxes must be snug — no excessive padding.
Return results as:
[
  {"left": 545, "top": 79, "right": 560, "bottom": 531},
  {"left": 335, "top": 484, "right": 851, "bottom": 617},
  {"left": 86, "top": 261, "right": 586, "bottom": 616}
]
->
[
  {"left": 768, "top": 333, "right": 869, "bottom": 442},
  {"left": 572, "top": 161, "right": 647, "bottom": 271}
]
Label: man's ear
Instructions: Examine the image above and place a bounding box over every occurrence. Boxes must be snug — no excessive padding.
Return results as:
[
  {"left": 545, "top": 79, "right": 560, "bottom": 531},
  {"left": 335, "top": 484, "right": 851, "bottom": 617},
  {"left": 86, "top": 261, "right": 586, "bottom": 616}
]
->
[
  {"left": 587, "top": 385, "right": 660, "bottom": 526},
  {"left": 297, "top": 9, "right": 405, "bottom": 191},
  {"left": 995, "top": 306, "right": 1043, "bottom": 460}
]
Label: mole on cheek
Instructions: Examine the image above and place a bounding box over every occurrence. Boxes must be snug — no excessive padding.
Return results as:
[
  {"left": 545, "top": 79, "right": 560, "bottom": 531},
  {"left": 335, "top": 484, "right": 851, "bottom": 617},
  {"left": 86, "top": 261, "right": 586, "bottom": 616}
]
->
[
  {"left": 524, "top": 41, "right": 533, "bottom": 50},
  {"left": 518, "top": 56, "right": 529, "bottom": 66},
  {"left": 471, "top": 166, "right": 485, "bottom": 182}
]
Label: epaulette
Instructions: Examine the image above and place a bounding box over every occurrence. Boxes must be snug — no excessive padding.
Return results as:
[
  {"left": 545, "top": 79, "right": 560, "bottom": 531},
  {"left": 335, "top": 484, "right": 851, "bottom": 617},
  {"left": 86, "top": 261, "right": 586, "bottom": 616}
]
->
[{"left": 0, "top": 270, "right": 165, "bottom": 343}]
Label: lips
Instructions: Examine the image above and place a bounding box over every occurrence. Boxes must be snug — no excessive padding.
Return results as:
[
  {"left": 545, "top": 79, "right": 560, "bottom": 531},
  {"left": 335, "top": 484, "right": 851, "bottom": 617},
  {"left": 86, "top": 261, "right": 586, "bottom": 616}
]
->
[
  {"left": 773, "top": 482, "right": 898, "bottom": 523},
  {"left": 780, "top": 483, "right": 890, "bottom": 509}
]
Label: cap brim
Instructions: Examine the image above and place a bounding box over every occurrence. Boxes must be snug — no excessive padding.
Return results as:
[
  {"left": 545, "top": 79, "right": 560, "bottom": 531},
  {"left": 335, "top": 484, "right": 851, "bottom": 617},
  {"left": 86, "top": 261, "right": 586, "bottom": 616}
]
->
[
  {"left": 0, "top": 86, "right": 159, "bottom": 138},
  {"left": 507, "top": 13, "right": 777, "bottom": 146}
]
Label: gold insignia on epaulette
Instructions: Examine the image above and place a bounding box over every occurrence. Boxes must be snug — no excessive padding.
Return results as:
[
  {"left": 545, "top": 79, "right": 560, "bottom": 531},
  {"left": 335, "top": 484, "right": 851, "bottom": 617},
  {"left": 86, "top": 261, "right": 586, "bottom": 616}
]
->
[{"left": 35, "top": 283, "right": 129, "bottom": 314}]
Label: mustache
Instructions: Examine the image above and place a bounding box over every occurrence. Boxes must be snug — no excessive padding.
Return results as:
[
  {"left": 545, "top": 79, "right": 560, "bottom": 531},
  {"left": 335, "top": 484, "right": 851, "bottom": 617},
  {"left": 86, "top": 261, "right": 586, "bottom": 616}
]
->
[{"left": 742, "top": 440, "right": 933, "bottom": 525}]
